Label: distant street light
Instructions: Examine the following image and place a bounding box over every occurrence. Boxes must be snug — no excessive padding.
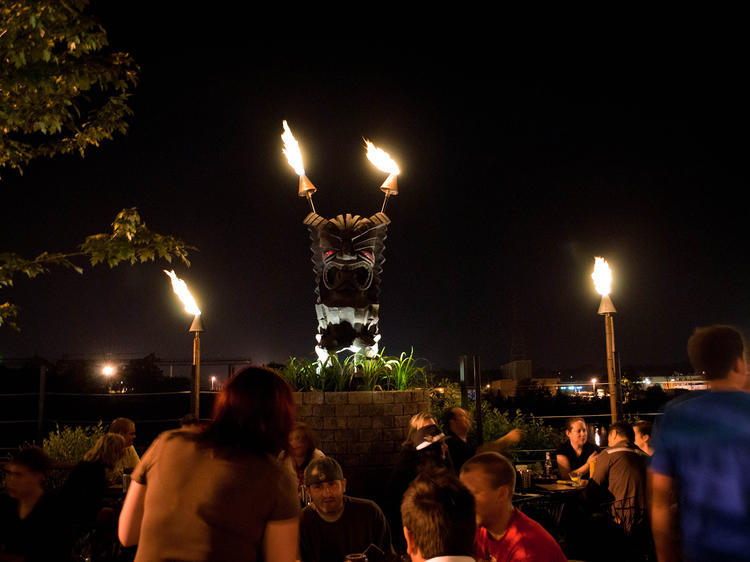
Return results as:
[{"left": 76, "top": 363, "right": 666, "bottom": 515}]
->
[
  {"left": 165, "top": 270, "right": 204, "bottom": 419},
  {"left": 591, "top": 377, "right": 598, "bottom": 395},
  {"left": 101, "top": 363, "right": 116, "bottom": 392},
  {"left": 211, "top": 376, "right": 217, "bottom": 391},
  {"left": 592, "top": 257, "right": 620, "bottom": 423}
]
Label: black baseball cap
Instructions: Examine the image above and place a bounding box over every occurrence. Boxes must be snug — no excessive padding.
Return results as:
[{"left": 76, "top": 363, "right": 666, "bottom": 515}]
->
[{"left": 304, "top": 456, "right": 344, "bottom": 486}]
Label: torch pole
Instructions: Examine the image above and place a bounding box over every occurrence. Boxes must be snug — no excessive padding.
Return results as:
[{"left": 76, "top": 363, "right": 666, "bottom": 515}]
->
[
  {"left": 381, "top": 193, "right": 390, "bottom": 213},
  {"left": 598, "top": 294, "right": 619, "bottom": 423},
  {"left": 192, "top": 331, "right": 201, "bottom": 418},
  {"left": 189, "top": 315, "right": 205, "bottom": 419},
  {"left": 604, "top": 312, "right": 618, "bottom": 423},
  {"left": 306, "top": 193, "right": 316, "bottom": 213}
]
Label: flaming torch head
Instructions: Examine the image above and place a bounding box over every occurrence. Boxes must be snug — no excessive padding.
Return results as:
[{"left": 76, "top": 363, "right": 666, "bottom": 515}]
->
[
  {"left": 365, "top": 139, "right": 400, "bottom": 195},
  {"left": 592, "top": 257, "right": 612, "bottom": 296},
  {"left": 281, "top": 120, "right": 317, "bottom": 197},
  {"left": 164, "top": 270, "right": 201, "bottom": 317},
  {"left": 592, "top": 257, "right": 617, "bottom": 314}
]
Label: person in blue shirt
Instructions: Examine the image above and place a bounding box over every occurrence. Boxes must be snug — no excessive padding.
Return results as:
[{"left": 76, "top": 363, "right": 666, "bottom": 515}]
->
[{"left": 649, "top": 324, "right": 750, "bottom": 562}]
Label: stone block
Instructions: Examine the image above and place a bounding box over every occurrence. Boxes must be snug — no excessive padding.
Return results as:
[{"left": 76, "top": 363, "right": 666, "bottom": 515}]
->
[
  {"left": 306, "top": 417, "right": 324, "bottom": 431},
  {"left": 335, "top": 404, "right": 360, "bottom": 418},
  {"left": 348, "top": 416, "right": 372, "bottom": 429},
  {"left": 311, "top": 404, "right": 337, "bottom": 417},
  {"left": 394, "top": 414, "right": 412, "bottom": 428},
  {"left": 370, "top": 440, "right": 394, "bottom": 453},
  {"left": 372, "top": 416, "right": 395, "bottom": 429},
  {"left": 382, "top": 403, "right": 404, "bottom": 416},
  {"left": 359, "top": 404, "right": 385, "bottom": 417},
  {"left": 338, "top": 454, "right": 359, "bottom": 467},
  {"left": 393, "top": 391, "right": 418, "bottom": 404},
  {"left": 324, "top": 392, "right": 349, "bottom": 404},
  {"left": 302, "top": 391, "right": 325, "bottom": 405},
  {"left": 292, "top": 392, "right": 304, "bottom": 405},
  {"left": 383, "top": 428, "right": 405, "bottom": 441},
  {"left": 358, "top": 428, "right": 383, "bottom": 442},
  {"left": 322, "top": 441, "right": 346, "bottom": 455},
  {"left": 295, "top": 404, "right": 313, "bottom": 418},
  {"left": 348, "top": 392, "right": 374, "bottom": 404},
  {"left": 334, "top": 429, "right": 350, "bottom": 442},
  {"left": 323, "top": 416, "right": 348, "bottom": 430},
  {"left": 372, "top": 392, "right": 395, "bottom": 404},
  {"left": 350, "top": 442, "right": 372, "bottom": 454}
]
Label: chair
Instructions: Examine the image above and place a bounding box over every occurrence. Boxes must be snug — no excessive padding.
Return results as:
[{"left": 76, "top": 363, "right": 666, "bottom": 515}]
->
[
  {"left": 590, "top": 496, "right": 655, "bottom": 561},
  {"left": 518, "top": 495, "right": 566, "bottom": 541}
]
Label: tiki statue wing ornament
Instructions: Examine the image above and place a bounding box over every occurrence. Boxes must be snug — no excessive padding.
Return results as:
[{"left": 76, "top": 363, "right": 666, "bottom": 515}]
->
[{"left": 280, "top": 121, "right": 400, "bottom": 361}]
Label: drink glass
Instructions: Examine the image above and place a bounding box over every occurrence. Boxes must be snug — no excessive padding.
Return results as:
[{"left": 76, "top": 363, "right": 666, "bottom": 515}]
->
[{"left": 569, "top": 472, "right": 581, "bottom": 486}]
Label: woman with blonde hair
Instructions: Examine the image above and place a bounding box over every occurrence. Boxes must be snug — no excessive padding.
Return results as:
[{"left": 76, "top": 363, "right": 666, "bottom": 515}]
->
[
  {"left": 62, "top": 433, "right": 127, "bottom": 530},
  {"left": 84, "top": 433, "right": 129, "bottom": 483}
]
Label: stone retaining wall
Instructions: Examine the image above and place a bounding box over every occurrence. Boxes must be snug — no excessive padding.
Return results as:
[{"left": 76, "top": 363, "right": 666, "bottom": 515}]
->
[{"left": 292, "top": 389, "right": 430, "bottom": 498}]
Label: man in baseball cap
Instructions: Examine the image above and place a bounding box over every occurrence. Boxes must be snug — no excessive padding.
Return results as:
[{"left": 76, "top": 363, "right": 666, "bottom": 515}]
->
[{"left": 299, "top": 456, "right": 393, "bottom": 561}]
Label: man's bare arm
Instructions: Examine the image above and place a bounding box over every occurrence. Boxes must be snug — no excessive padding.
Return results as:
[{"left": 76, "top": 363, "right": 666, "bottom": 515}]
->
[{"left": 649, "top": 470, "right": 681, "bottom": 562}]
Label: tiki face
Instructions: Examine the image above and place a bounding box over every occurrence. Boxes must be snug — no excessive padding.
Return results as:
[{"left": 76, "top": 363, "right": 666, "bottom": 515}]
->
[{"left": 305, "top": 212, "right": 390, "bottom": 356}]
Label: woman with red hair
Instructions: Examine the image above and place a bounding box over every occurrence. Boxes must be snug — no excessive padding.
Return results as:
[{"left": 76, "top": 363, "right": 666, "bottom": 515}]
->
[{"left": 118, "top": 366, "right": 299, "bottom": 562}]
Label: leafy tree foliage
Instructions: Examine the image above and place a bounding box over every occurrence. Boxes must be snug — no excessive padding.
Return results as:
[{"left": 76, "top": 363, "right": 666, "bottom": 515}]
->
[
  {"left": 0, "top": 207, "right": 194, "bottom": 329},
  {"left": 0, "top": 0, "right": 138, "bottom": 174}
]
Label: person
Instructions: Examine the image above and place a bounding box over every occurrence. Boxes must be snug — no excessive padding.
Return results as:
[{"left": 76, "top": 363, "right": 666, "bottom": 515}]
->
[
  {"left": 118, "top": 366, "right": 299, "bottom": 562},
  {"left": 586, "top": 421, "right": 648, "bottom": 513},
  {"left": 62, "top": 432, "right": 127, "bottom": 528},
  {"left": 0, "top": 447, "right": 70, "bottom": 561},
  {"left": 444, "top": 407, "right": 522, "bottom": 472},
  {"left": 400, "top": 469, "right": 476, "bottom": 562},
  {"left": 109, "top": 417, "right": 140, "bottom": 481},
  {"left": 460, "top": 451, "right": 568, "bottom": 562},
  {"left": 632, "top": 420, "right": 654, "bottom": 456},
  {"left": 278, "top": 421, "right": 325, "bottom": 506},
  {"left": 383, "top": 422, "right": 452, "bottom": 554},
  {"left": 555, "top": 417, "right": 599, "bottom": 480},
  {"left": 299, "top": 456, "right": 393, "bottom": 561},
  {"left": 649, "top": 325, "right": 750, "bottom": 562}
]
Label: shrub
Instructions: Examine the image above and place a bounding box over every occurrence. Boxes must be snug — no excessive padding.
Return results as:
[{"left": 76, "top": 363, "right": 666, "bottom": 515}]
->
[
  {"left": 279, "top": 349, "right": 432, "bottom": 392},
  {"left": 427, "top": 381, "right": 559, "bottom": 462},
  {"left": 42, "top": 422, "right": 106, "bottom": 464}
]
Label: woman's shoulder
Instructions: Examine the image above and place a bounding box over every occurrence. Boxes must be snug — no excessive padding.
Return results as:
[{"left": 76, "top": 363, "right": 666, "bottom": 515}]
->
[
  {"left": 312, "top": 448, "right": 325, "bottom": 459},
  {"left": 555, "top": 441, "right": 572, "bottom": 455}
]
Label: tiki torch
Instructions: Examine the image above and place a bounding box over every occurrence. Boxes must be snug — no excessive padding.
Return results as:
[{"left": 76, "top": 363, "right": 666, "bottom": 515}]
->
[
  {"left": 365, "top": 140, "right": 400, "bottom": 213},
  {"left": 281, "top": 120, "right": 317, "bottom": 212},
  {"left": 164, "top": 270, "right": 204, "bottom": 418},
  {"left": 591, "top": 257, "right": 619, "bottom": 423}
]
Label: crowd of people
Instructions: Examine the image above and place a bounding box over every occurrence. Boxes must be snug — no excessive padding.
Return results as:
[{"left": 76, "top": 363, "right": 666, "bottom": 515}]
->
[{"left": 1, "top": 323, "right": 749, "bottom": 561}]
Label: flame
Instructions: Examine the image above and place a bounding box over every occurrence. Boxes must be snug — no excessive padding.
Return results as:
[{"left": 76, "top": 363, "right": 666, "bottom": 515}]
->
[
  {"left": 365, "top": 140, "right": 400, "bottom": 175},
  {"left": 281, "top": 120, "right": 306, "bottom": 176},
  {"left": 164, "top": 270, "right": 201, "bottom": 316},
  {"left": 591, "top": 257, "right": 612, "bottom": 296}
]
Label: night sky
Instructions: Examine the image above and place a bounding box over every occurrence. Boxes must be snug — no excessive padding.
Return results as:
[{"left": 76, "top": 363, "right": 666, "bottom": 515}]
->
[{"left": 2, "top": 19, "right": 748, "bottom": 373}]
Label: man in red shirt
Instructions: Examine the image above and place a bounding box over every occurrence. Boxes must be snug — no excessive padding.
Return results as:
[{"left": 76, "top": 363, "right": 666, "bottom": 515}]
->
[{"left": 460, "top": 452, "right": 568, "bottom": 562}]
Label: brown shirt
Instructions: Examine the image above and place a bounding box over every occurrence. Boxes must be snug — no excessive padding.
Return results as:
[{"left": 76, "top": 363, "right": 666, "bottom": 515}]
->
[
  {"left": 132, "top": 429, "right": 299, "bottom": 562},
  {"left": 588, "top": 439, "right": 648, "bottom": 510}
]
